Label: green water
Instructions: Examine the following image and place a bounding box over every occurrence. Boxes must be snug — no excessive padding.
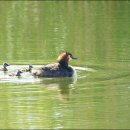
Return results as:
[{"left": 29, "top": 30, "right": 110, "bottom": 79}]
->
[{"left": 0, "top": 1, "right": 130, "bottom": 129}]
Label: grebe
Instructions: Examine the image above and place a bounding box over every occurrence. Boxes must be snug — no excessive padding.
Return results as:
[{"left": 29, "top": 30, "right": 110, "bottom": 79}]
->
[
  {"left": 0, "top": 63, "right": 10, "bottom": 71},
  {"left": 21, "top": 65, "right": 33, "bottom": 72},
  {"left": 9, "top": 70, "right": 23, "bottom": 76},
  {"left": 32, "top": 51, "right": 77, "bottom": 77}
]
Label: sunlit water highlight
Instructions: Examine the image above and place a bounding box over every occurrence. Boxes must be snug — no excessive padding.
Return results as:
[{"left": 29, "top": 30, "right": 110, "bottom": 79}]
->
[{"left": 0, "top": 65, "right": 91, "bottom": 84}]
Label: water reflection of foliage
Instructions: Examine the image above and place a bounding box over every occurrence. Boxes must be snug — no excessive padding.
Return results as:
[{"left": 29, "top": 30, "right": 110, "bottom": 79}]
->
[{"left": 41, "top": 77, "right": 76, "bottom": 101}]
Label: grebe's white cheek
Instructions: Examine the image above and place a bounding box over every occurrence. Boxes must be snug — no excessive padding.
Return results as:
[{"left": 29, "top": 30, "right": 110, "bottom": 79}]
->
[{"left": 69, "top": 55, "right": 71, "bottom": 61}]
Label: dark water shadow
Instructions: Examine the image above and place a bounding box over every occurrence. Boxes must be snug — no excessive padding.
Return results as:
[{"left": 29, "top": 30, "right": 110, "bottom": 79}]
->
[{"left": 39, "top": 77, "right": 77, "bottom": 101}]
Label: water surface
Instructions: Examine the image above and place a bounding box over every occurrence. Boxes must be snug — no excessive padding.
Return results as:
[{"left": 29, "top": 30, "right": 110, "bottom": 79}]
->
[{"left": 0, "top": 1, "right": 130, "bottom": 129}]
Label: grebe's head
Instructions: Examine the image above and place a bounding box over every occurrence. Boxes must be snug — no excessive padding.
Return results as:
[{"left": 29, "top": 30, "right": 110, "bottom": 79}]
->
[
  {"left": 57, "top": 51, "right": 77, "bottom": 62},
  {"left": 67, "top": 52, "right": 77, "bottom": 60},
  {"left": 3, "top": 63, "right": 10, "bottom": 68},
  {"left": 16, "top": 70, "right": 23, "bottom": 76},
  {"left": 29, "top": 65, "right": 33, "bottom": 70}
]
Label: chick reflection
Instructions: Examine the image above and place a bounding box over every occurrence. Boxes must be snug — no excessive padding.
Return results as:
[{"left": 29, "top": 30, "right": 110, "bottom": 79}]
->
[{"left": 41, "top": 77, "right": 76, "bottom": 101}]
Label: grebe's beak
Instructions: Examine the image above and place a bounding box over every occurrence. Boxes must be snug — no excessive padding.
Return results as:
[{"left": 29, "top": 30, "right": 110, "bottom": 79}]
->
[{"left": 68, "top": 53, "right": 78, "bottom": 59}]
